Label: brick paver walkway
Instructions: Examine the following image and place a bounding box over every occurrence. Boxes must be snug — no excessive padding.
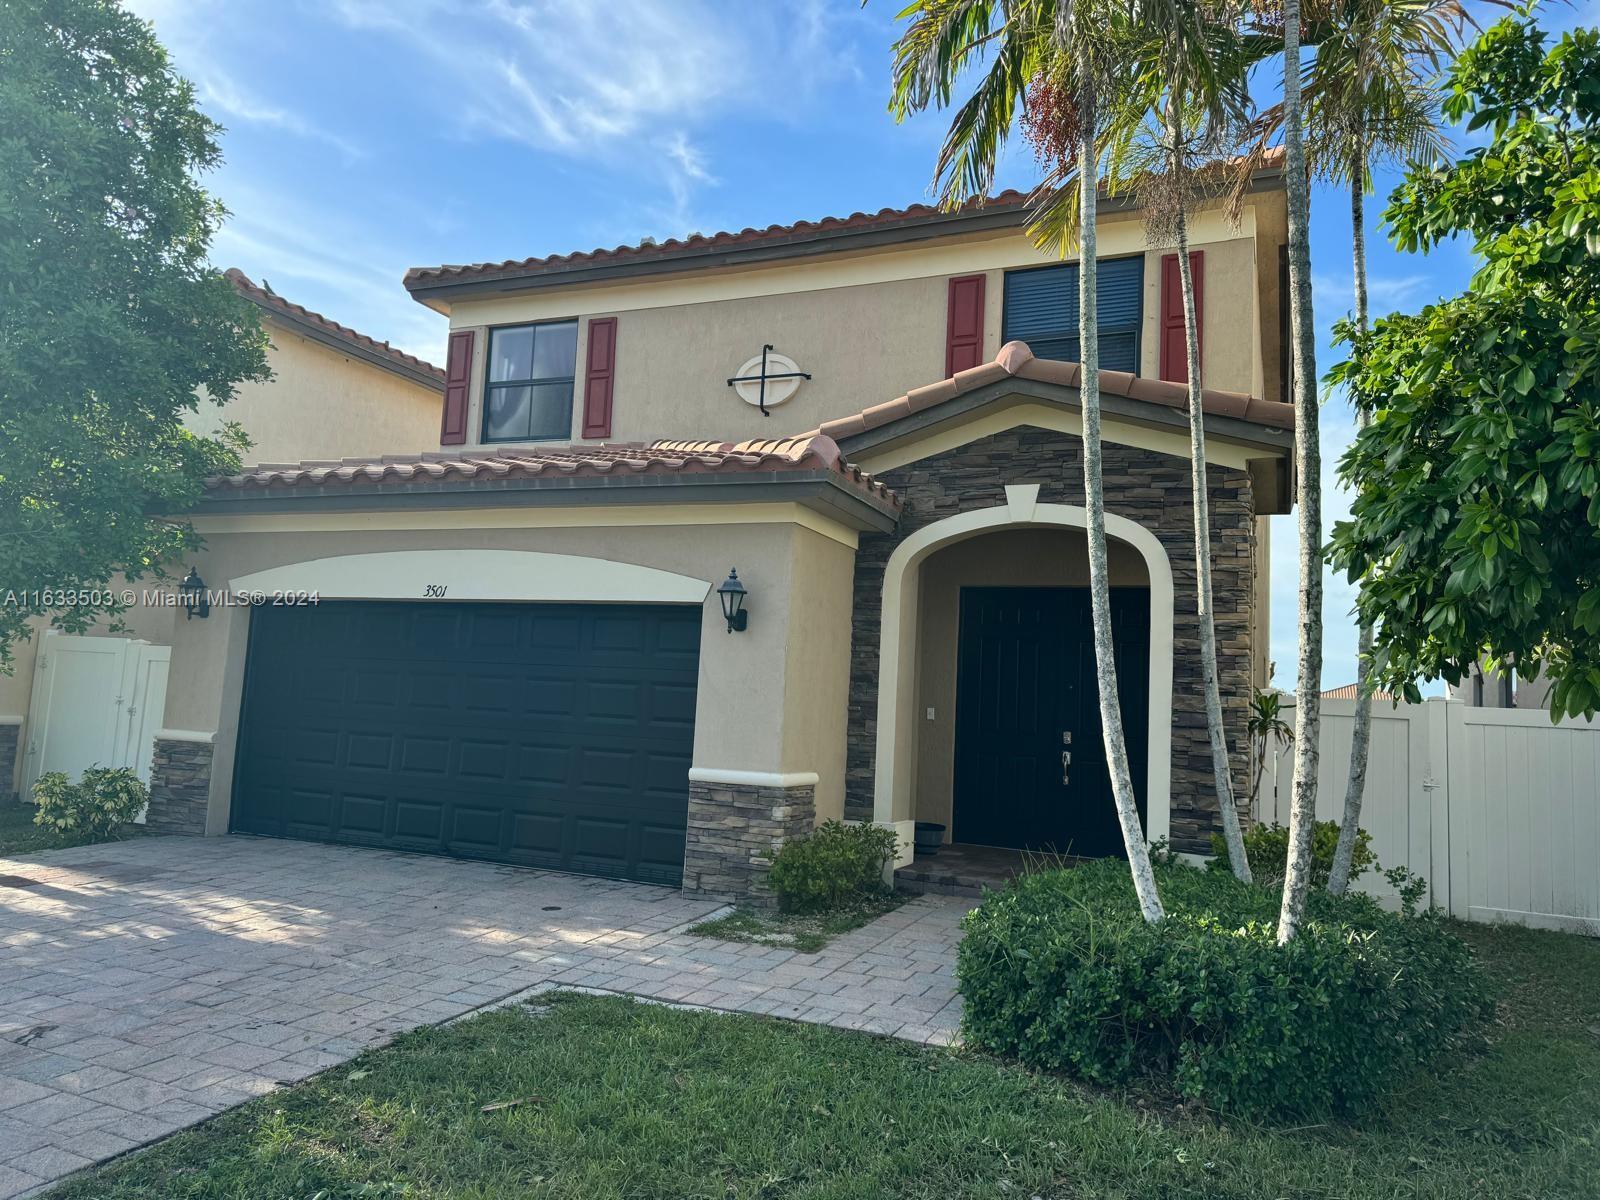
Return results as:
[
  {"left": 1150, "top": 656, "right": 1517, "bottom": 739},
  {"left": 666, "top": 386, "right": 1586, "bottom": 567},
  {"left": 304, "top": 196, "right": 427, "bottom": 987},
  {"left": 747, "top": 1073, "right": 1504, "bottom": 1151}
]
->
[{"left": 0, "top": 836, "right": 968, "bottom": 1198}]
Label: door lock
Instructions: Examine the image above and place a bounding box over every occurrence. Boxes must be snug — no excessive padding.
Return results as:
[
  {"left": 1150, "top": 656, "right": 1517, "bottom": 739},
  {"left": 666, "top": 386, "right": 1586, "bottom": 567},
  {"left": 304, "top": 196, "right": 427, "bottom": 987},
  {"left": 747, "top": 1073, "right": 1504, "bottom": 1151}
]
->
[
  {"left": 1061, "top": 730, "right": 1072, "bottom": 745},
  {"left": 1061, "top": 750, "right": 1071, "bottom": 786}
]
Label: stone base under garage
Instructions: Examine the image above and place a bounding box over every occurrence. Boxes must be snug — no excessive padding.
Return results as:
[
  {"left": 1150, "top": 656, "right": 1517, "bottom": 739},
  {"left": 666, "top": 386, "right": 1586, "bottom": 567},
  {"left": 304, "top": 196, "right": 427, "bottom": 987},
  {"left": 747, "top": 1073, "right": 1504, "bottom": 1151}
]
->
[
  {"left": 145, "top": 736, "right": 213, "bottom": 835},
  {"left": 682, "top": 777, "right": 816, "bottom": 907},
  {"left": 0, "top": 720, "right": 19, "bottom": 803}
]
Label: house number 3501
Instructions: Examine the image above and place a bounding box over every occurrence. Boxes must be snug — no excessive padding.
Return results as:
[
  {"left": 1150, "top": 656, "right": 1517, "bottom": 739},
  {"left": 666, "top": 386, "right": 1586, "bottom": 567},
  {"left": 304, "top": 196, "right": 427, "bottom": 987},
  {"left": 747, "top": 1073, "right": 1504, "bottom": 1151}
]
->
[{"left": 423, "top": 584, "right": 448, "bottom": 598}]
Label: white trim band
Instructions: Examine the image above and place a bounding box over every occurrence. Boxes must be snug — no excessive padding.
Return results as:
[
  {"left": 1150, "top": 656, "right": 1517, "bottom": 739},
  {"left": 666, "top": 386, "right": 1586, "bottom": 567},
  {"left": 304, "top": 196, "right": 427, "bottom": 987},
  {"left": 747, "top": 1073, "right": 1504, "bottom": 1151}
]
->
[
  {"left": 687, "top": 768, "right": 821, "bottom": 789},
  {"left": 0, "top": 715, "right": 23, "bottom": 726},
  {"left": 231, "top": 549, "right": 712, "bottom": 605},
  {"left": 154, "top": 729, "right": 216, "bottom": 745}
]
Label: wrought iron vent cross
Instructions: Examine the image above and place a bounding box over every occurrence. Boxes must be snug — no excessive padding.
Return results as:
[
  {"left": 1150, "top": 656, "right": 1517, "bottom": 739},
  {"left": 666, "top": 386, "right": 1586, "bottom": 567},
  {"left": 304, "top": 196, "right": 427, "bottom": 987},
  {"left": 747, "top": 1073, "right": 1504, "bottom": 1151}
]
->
[{"left": 726, "top": 344, "right": 812, "bottom": 416}]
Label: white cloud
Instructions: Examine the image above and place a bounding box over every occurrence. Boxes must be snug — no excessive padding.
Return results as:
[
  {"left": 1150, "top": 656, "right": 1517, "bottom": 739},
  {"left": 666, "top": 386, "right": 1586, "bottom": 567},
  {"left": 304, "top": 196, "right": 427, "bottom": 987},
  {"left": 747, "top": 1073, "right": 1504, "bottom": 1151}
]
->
[{"left": 193, "top": 72, "right": 365, "bottom": 160}]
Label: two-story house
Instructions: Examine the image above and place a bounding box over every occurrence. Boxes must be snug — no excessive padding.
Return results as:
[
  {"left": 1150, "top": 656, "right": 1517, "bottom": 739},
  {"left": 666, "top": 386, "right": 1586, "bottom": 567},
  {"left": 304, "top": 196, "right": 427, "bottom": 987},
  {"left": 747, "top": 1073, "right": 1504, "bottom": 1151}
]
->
[
  {"left": 0, "top": 272, "right": 445, "bottom": 804},
  {"left": 136, "top": 163, "right": 1295, "bottom": 902}
]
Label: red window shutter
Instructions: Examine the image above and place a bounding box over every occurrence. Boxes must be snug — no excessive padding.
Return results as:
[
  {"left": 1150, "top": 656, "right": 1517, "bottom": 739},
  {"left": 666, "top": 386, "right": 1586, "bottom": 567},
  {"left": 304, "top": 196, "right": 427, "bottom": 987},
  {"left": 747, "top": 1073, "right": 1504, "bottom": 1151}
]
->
[
  {"left": 439, "top": 329, "right": 474, "bottom": 445},
  {"left": 944, "top": 274, "right": 987, "bottom": 376},
  {"left": 1159, "top": 251, "right": 1204, "bottom": 383},
  {"left": 582, "top": 317, "right": 618, "bottom": 439}
]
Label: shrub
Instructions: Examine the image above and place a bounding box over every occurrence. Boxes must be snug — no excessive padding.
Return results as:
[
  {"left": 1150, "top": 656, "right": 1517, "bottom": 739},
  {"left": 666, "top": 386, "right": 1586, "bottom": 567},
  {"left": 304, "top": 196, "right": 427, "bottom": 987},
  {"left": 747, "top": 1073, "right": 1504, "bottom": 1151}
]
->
[
  {"left": 31, "top": 766, "right": 148, "bottom": 839},
  {"left": 766, "top": 820, "right": 898, "bottom": 913},
  {"left": 1211, "top": 819, "right": 1374, "bottom": 889},
  {"left": 957, "top": 859, "right": 1492, "bottom": 1120}
]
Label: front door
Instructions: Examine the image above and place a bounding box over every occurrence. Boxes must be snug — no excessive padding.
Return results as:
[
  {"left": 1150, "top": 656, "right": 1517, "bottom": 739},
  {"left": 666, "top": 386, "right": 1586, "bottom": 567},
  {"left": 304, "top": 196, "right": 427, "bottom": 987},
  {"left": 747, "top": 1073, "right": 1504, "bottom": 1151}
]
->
[{"left": 952, "top": 587, "right": 1149, "bottom": 857}]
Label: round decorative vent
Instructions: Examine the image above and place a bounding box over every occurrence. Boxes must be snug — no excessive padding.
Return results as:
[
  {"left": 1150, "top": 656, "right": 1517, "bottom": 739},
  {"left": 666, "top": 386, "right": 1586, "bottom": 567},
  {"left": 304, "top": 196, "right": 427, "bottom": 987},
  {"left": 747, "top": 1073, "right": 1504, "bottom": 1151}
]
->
[{"left": 732, "top": 350, "right": 805, "bottom": 409}]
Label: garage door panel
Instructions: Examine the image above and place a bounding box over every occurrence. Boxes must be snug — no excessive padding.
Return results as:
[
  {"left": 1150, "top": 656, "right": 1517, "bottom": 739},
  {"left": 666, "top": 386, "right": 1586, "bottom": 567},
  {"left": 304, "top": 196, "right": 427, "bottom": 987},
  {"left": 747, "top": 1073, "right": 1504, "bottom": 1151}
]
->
[
  {"left": 233, "top": 600, "right": 699, "bottom": 884},
  {"left": 394, "top": 799, "right": 444, "bottom": 842},
  {"left": 338, "top": 793, "right": 388, "bottom": 836},
  {"left": 347, "top": 733, "right": 395, "bottom": 771},
  {"left": 399, "top": 736, "right": 451, "bottom": 775},
  {"left": 510, "top": 811, "right": 565, "bottom": 855}
]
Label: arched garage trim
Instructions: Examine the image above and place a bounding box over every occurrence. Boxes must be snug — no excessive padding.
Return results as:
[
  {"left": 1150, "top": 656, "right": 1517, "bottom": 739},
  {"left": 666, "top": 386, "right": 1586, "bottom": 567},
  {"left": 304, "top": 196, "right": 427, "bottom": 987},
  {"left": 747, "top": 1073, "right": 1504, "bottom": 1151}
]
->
[{"left": 229, "top": 549, "right": 712, "bottom": 605}]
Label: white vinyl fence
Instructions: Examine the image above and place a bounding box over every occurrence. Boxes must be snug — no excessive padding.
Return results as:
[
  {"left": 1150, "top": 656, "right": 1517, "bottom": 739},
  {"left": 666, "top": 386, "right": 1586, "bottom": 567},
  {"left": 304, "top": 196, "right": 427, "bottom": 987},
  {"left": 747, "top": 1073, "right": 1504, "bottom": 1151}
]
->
[
  {"left": 20, "top": 631, "right": 170, "bottom": 819},
  {"left": 1257, "top": 697, "right": 1600, "bottom": 936}
]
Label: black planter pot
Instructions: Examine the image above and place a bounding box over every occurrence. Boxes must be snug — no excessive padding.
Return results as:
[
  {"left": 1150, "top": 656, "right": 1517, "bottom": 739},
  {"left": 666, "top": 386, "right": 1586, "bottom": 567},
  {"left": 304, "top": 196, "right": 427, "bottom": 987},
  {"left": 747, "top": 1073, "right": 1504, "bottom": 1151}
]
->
[{"left": 913, "top": 822, "right": 946, "bottom": 855}]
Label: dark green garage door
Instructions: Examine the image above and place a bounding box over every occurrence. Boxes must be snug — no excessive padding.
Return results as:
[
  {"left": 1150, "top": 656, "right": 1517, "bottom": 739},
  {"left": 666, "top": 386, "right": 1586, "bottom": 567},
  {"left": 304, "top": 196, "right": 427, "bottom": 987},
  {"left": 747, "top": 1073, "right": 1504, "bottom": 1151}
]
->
[{"left": 231, "top": 600, "right": 701, "bottom": 885}]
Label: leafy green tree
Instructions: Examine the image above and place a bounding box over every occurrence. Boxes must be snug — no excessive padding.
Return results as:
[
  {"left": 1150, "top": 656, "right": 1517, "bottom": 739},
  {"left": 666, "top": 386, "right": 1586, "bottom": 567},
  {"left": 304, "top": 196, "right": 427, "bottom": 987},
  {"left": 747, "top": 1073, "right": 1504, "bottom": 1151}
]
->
[
  {"left": 1327, "top": 12, "right": 1600, "bottom": 720},
  {"left": 0, "top": 0, "right": 269, "bottom": 668}
]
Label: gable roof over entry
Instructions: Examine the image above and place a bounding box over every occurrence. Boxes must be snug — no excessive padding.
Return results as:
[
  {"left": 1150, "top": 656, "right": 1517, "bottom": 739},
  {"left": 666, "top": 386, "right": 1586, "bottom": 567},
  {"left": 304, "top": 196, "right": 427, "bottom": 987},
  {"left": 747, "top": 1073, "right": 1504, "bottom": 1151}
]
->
[
  {"left": 812, "top": 341, "right": 1296, "bottom": 514},
  {"left": 818, "top": 340, "right": 1294, "bottom": 444}
]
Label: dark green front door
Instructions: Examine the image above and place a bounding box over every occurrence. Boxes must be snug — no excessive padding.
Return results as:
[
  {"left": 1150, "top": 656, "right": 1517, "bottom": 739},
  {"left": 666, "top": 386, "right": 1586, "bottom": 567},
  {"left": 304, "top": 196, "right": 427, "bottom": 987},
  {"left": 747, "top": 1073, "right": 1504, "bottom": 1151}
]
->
[
  {"left": 952, "top": 587, "right": 1149, "bottom": 857},
  {"left": 231, "top": 600, "right": 701, "bottom": 885}
]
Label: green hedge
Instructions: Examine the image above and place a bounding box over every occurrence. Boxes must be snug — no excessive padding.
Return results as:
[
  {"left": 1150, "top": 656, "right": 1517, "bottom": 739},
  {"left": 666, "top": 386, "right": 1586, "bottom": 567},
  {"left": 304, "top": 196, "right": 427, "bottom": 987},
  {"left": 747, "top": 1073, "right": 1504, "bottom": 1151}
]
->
[
  {"left": 766, "top": 820, "right": 898, "bottom": 913},
  {"left": 957, "top": 859, "right": 1492, "bottom": 1119}
]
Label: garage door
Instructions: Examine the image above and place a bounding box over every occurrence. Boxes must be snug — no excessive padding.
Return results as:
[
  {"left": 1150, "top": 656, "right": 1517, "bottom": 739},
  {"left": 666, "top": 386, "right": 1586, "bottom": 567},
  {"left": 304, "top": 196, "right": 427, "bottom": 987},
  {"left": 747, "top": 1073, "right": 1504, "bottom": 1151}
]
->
[{"left": 230, "top": 600, "right": 701, "bottom": 885}]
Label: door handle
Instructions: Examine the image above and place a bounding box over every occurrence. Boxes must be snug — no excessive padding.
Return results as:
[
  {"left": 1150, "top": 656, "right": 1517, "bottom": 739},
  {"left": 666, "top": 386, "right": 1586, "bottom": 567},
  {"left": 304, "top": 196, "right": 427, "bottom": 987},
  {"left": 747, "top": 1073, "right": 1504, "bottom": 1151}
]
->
[{"left": 1061, "top": 750, "right": 1070, "bottom": 786}]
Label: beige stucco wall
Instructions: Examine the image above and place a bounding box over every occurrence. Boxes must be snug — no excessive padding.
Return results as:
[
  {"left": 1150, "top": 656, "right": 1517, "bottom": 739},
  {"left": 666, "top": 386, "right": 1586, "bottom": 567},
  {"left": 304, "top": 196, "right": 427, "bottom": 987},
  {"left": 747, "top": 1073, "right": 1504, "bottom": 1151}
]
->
[
  {"left": 159, "top": 512, "right": 857, "bottom": 833},
  {"left": 446, "top": 201, "right": 1276, "bottom": 449},
  {"left": 911, "top": 528, "right": 1149, "bottom": 837},
  {"left": 189, "top": 320, "right": 443, "bottom": 465}
]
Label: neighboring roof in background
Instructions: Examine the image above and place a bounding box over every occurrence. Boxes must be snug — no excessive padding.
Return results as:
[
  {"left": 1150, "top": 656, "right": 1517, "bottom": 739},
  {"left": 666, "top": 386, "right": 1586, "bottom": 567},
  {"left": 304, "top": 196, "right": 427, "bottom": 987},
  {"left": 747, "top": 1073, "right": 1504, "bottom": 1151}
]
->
[
  {"left": 1322, "top": 684, "right": 1395, "bottom": 701},
  {"left": 226, "top": 269, "right": 445, "bottom": 392},
  {"left": 402, "top": 148, "right": 1287, "bottom": 304}
]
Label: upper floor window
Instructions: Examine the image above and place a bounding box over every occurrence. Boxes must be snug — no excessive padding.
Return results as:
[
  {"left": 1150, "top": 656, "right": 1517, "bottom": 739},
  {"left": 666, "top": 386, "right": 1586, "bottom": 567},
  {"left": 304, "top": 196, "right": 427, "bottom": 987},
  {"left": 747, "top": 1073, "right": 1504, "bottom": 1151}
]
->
[
  {"left": 1001, "top": 257, "right": 1144, "bottom": 374},
  {"left": 483, "top": 320, "right": 578, "bottom": 442}
]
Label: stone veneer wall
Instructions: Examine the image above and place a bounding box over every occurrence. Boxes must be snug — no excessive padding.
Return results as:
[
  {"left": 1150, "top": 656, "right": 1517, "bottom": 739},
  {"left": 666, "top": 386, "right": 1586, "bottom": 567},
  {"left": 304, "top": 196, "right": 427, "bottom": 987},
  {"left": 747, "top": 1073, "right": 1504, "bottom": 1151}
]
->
[
  {"left": 683, "top": 778, "right": 817, "bottom": 907},
  {"left": 0, "top": 722, "right": 19, "bottom": 803},
  {"left": 145, "top": 737, "right": 213, "bottom": 835},
  {"left": 845, "top": 427, "right": 1256, "bottom": 854}
]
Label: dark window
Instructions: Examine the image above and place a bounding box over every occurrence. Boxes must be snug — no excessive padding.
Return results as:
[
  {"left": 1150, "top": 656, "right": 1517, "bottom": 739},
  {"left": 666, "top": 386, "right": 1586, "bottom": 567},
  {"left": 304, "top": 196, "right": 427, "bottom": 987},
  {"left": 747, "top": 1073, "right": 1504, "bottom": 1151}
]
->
[
  {"left": 482, "top": 320, "right": 578, "bottom": 442},
  {"left": 1001, "top": 257, "right": 1145, "bottom": 374}
]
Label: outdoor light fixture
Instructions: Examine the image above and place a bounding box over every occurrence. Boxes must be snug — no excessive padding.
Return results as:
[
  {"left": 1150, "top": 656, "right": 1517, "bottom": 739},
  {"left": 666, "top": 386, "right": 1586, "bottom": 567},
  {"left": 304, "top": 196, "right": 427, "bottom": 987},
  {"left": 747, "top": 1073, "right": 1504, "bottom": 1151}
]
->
[
  {"left": 717, "top": 568, "right": 748, "bottom": 633},
  {"left": 178, "top": 567, "right": 210, "bottom": 620}
]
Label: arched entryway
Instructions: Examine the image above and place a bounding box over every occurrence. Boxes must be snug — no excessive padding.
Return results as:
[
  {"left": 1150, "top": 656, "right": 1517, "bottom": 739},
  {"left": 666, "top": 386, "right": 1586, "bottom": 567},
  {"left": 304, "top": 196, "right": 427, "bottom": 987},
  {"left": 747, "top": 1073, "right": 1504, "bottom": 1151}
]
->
[{"left": 872, "top": 485, "right": 1175, "bottom": 865}]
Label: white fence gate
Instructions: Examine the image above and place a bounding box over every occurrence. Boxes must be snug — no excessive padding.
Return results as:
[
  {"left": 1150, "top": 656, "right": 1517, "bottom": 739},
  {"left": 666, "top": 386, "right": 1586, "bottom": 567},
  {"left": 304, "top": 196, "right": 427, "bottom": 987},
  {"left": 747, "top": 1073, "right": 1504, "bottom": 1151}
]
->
[
  {"left": 1258, "top": 697, "right": 1600, "bottom": 936},
  {"left": 21, "top": 632, "right": 171, "bottom": 819}
]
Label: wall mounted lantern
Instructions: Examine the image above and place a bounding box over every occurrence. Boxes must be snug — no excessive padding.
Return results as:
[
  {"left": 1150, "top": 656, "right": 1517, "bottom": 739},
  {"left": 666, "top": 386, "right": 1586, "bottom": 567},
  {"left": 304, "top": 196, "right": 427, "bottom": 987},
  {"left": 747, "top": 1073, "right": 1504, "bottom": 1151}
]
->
[
  {"left": 717, "top": 568, "right": 748, "bottom": 633},
  {"left": 179, "top": 567, "right": 210, "bottom": 620}
]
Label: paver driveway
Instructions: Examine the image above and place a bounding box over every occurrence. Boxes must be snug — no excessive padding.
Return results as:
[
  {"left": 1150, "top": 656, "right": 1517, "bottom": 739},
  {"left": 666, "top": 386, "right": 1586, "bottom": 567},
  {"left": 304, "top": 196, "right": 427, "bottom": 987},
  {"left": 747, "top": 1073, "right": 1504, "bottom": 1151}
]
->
[{"left": 0, "top": 835, "right": 967, "bottom": 1198}]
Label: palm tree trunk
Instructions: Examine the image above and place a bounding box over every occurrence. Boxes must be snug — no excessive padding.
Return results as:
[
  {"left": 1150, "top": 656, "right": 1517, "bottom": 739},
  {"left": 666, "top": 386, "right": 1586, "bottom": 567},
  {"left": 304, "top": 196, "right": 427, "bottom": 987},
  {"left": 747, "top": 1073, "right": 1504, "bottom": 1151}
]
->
[
  {"left": 1081, "top": 66, "right": 1165, "bottom": 924},
  {"left": 1328, "top": 176, "right": 1372, "bottom": 897},
  {"left": 1276, "top": 0, "right": 1324, "bottom": 945},
  {"left": 1169, "top": 105, "right": 1251, "bottom": 885}
]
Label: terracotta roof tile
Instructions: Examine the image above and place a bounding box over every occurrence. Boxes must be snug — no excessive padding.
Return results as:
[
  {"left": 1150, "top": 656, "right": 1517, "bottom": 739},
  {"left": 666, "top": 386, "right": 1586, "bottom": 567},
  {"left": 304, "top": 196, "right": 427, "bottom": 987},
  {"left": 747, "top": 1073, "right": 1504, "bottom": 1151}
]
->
[
  {"left": 204, "top": 435, "right": 898, "bottom": 507},
  {"left": 402, "top": 191, "right": 1035, "bottom": 293},
  {"left": 226, "top": 269, "right": 445, "bottom": 387},
  {"left": 403, "top": 148, "right": 1287, "bottom": 296},
  {"left": 814, "top": 341, "right": 1295, "bottom": 443}
]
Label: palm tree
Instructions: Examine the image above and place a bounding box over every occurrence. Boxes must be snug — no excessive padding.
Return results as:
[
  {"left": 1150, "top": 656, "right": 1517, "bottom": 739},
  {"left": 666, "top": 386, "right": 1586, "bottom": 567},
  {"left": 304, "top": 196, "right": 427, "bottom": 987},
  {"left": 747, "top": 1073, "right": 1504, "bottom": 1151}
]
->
[
  {"left": 1246, "top": 0, "right": 1477, "bottom": 896},
  {"left": 1116, "top": 5, "right": 1257, "bottom": 882},
  {"left": 1302, "top": 0, "right": 1475, "bottom": 896},
  {"left": 890, "top": 0, "right": 1167, "bottom": 922},
  {"left": 1268, "top": 0, "right": 1325, "bottom": 945}
]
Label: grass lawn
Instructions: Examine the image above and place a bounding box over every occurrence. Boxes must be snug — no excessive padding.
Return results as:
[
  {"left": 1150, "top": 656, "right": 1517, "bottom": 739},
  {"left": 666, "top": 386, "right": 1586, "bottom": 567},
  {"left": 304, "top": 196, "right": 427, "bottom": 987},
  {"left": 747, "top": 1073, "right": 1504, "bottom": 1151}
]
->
[
  {"left": 0, "top": 800, "right": 144, "bottom": 856},
  {"left": 44, "top": 921, "right": 1600, "bottom": 1200},
  {"left": 688, "top": 894, "right": 906, "bottom": 952}
]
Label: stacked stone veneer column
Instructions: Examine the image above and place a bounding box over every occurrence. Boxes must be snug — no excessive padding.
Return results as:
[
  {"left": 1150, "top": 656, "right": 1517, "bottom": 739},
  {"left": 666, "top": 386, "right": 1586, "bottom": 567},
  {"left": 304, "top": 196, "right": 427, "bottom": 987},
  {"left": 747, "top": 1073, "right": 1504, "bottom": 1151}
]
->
[
  {"left": 683, "top": 777, "right": 817, "bottom": 907},
  {"left": 843, "top": 427, "right": 1258, "bottom": 855},
  {"left": 0, "top": 720, "right": 20, "bottom": 803},
  {"left": 145, "top": 735, "right": 214, "bottom": 835}
]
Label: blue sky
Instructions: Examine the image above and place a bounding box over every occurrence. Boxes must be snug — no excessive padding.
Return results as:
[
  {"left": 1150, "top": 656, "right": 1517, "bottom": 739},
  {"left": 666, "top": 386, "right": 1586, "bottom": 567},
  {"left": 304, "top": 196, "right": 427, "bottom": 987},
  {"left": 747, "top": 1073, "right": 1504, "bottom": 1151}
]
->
[{"left": 128, "top": 0, "right": 1594, "bottom": 696}]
